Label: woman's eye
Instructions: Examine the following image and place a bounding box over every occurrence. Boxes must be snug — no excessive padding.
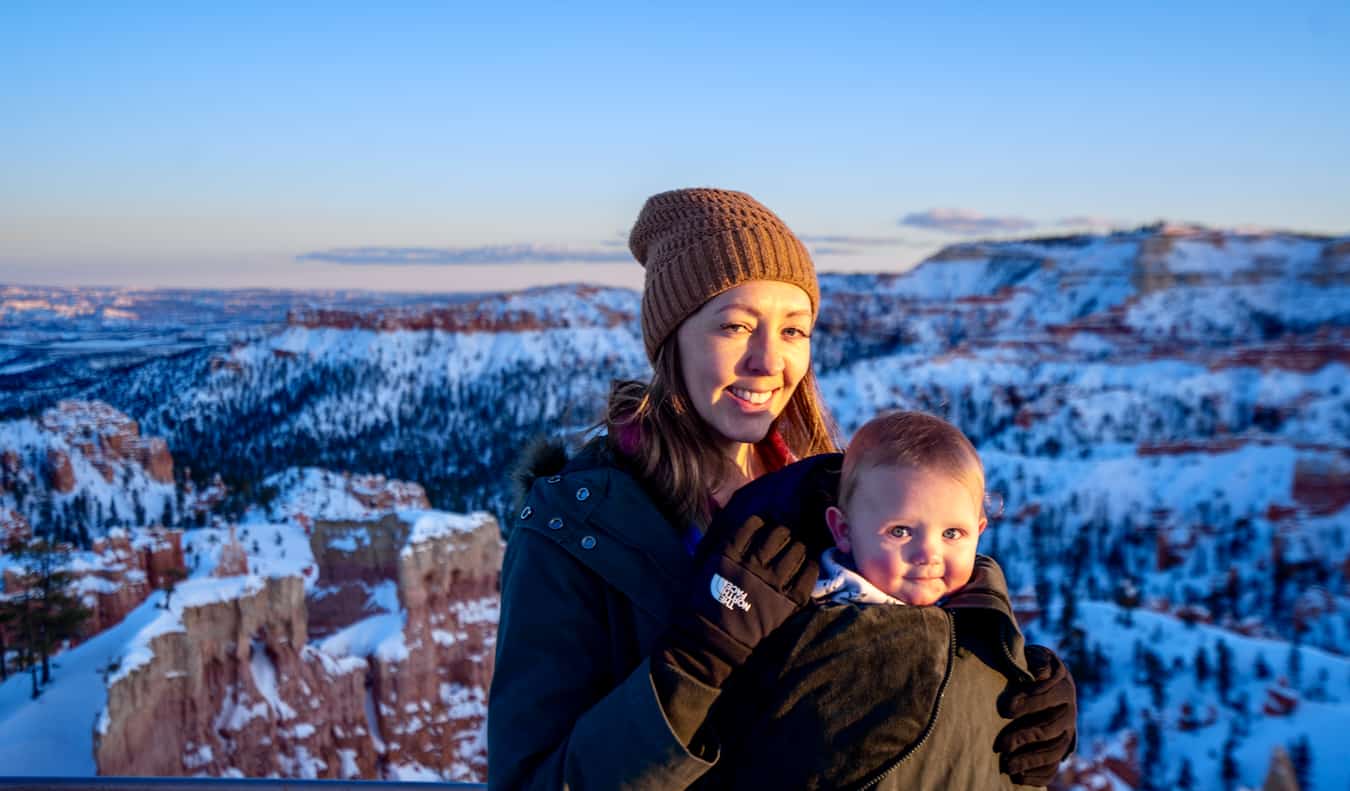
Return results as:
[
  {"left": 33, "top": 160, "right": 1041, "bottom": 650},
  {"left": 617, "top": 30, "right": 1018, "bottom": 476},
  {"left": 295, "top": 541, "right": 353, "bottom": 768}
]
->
[
  {"left": 943, "top": 528, "right": 965, "bottom": 540},
  {"left": 888, "top": 526, "right": 911, "bottom": 538},
  {"left": 783, "top": 326, "right": 811, "bottom": 339},
  {"left": 720, "top": 323, "right": 751, "bottom": 334}
]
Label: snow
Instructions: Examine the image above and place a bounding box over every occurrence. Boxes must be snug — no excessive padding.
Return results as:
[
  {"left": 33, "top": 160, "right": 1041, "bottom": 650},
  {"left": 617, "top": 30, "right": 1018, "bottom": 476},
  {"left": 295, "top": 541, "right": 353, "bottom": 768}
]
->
[
  {"left": 262, "top": 467, "right": 392, "bottom": 523},
  {"left": 0, "top": 402, "right": 177, "bottom": 548},
  {"left": 0, "top": 591, "right": 166, "bottom": 774},
  {"left": 319, "top": 612, "right": 409, "bottom": 663},
  {"left": 108, "top": 575, "right": 266, "bottom": 685},
  {"left": 363, "top": 687, "right": 386, "bottom": 753},
  {"left": 249, "top": 637, "right": 297, "bottom": 720},
  {"left": 327, "top": 534, "right": 364, "bottom": 552},
  {"left": 401, "top": 510, "right": 491, "bottom": 554},
  {"left": 3, "top": 228, "right": 1343, "bottom": 785},
  {"left": 1062, "top": 601, "right": 1350, "bottom": 790},
  {"left": 338, "top": 748, "right": 360, "bottom": 778},
  {"left": 183, "top": 523, "right": 316, "bottom": 590}
]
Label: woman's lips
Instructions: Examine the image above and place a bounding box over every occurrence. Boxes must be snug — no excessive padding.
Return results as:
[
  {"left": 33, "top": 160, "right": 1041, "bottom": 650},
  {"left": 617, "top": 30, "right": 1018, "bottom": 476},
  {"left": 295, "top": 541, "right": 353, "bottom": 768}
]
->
[{"left": 725, "top": 386, "right": 778, "bottom": 411}]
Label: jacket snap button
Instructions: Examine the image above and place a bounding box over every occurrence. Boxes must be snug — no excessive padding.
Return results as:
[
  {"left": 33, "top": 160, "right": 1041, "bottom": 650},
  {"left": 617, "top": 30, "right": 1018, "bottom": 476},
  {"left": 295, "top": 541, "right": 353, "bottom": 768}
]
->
[
  {"left": 546, "top": 475, "right": 562, "bottom": 484},
  {"left": 575, "top": 487, "right": 590, "bottom": 501},
  {"left": 580, "top": 535, "right": 597, "bottom": 550},
  {"left": 519, "top": 505, "right": 533, "bottom": 520},
  {"left": 548, "top": 517, "right": 564, "bottom": 530}
]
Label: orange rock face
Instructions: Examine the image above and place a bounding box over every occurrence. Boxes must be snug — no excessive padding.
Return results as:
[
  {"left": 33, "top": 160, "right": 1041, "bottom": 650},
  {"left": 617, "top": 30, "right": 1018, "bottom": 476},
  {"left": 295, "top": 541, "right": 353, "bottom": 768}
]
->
[
  {"left": 94, "top": 576, "right": 376, "bottom": 779},
  {"left": 369, "top": 517, "right": 500, "bottom": 778},
  {"left": 0, "top": 507, "right": 31, "bottom": 546},
  {"left": 95, "top": 513, "right": 502, "bottom": 781},
  {"left": 45, "top": 448, "right": 77, "bottom": 493},
  {"left": 80, "top": 529, "right": 188, "bottom": 638},
  {"left": 38, "top": 400, "right": 176, "bottom": 489}
]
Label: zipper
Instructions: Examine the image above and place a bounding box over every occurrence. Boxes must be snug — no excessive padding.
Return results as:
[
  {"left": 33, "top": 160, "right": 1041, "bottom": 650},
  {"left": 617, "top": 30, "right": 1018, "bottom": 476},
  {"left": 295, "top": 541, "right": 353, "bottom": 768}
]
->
[
  {"left": 1001, "top": 622, "right": 1036, "bottom": 684},
  {"left": 853, "top": 608, "right": 959, "bottom": 790}
]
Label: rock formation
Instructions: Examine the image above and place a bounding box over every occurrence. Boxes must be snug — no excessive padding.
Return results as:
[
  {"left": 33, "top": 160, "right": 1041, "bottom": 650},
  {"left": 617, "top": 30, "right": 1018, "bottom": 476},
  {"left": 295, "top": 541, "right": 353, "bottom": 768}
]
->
[
  {"left": 93, "top": 575, "right": 374, "bottom": 778},
  {"left": 95, "top": 510, "right": 501, "bottom": 781},
  {"left": 40, "top": 401, "right": 174, "bottom": 486}
]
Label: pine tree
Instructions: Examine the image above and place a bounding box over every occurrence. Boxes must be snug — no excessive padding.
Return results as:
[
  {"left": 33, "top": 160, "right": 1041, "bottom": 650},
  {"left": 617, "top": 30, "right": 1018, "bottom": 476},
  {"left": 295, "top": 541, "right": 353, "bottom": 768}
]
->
[
  {"left": 1140, "top": 717, "right": 1164, "bottom": 791},
  {"left": 0, "top": 598, "right": 14, "bottom": 682},
  {"left": 8, "top": 538, "right": 92, "bottom": 689},
  {"left": 1194, "top": 644, "right": 1210, "bottom": 685},
  {"left": 1289, "top": 735, "right": 1312, "bottom": 790},
  {"left": 159, "top": 567, "right": 187, "bottom": 610},
  {"left": 1107, "top": 690, "right": 1130, "bottom": 731},
  {"left": 1287, "top": 639, "right": 1303, "bottom": 687},
  {"left": 1215, "top": 639, "right": 1233, "bottom": 704},
  {"left": 1220, "top": 726, "right": 1241, "bottom": 786},
  {"left": 1176, "top": 757, "right": 1195, "bottom": 790}
]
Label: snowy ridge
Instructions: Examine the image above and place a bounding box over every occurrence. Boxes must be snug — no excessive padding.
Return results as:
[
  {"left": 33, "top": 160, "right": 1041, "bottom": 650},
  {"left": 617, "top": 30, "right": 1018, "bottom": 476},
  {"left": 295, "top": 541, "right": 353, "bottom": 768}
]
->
[
  {"left": 108, "top": 575, "right": 266, "bottom": 685},
  {"left": 0, "top": 401, "right": 178, "bottom": 547},
  {"left": 259, "top": 467, "right": 429, "bottom": 524},
  {"left": 0, "top": 224, "right": 1344, "bottom": 786},
  {"left": 402, "top": 510, "right": 492, "bottom": 554}
]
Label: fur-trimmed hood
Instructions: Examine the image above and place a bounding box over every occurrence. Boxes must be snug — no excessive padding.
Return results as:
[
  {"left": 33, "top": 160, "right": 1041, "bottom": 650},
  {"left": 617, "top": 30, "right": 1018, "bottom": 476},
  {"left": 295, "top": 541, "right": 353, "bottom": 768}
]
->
[{"left": 509, "top": 436, "right": 570, "bottom": 513}]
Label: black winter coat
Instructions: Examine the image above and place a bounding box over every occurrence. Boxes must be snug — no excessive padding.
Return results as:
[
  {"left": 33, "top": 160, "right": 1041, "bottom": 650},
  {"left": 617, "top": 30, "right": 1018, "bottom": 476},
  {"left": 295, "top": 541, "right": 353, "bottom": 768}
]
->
[{"left": 697, "top": 555, "right": 1045, "bottom": 790}]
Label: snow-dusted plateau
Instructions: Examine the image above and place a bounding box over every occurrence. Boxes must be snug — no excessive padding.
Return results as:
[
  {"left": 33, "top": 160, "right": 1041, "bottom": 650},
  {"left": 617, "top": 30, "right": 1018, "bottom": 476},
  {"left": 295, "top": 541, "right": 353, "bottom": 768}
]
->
[{"left": 1, "top": 223, "right": 1347, "bottom": 789}]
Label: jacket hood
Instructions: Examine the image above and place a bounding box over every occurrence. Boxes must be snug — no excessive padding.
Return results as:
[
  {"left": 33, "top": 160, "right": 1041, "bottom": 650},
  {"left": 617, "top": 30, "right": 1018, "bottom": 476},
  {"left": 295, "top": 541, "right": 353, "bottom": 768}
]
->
[
  {"left": 509, "top": 436, "right": 570, "bottom": 514},
  {"left": 507, "top": 435, "right": 619, "bottom": 538}
]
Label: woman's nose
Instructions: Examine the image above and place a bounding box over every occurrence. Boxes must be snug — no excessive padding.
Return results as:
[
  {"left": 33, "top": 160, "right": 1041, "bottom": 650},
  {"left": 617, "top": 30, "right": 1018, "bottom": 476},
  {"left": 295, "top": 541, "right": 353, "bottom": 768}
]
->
[{"left": 745, "top": 329, "right": 785, "bottom": 375}]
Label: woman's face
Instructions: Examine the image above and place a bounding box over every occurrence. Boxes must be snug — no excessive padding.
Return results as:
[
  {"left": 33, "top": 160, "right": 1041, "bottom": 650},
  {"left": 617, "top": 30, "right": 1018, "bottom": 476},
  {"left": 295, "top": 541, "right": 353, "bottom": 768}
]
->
[{"left": 674, "top": 280, "right": 814, "bottom": 446}]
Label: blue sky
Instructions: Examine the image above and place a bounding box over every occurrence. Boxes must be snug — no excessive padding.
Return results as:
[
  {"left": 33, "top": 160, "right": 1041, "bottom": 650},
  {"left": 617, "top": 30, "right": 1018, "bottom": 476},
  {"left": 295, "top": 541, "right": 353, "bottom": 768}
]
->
[{"left": 3, "top": 1, "right": 1348, "bottom": 291}]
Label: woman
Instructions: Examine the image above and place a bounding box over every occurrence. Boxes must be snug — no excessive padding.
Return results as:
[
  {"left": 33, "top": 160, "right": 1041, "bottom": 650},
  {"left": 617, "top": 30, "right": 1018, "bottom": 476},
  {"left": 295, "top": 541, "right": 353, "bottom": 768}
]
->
[{"left": 487, "top": 188, "right": 1075, "bottom": 789}]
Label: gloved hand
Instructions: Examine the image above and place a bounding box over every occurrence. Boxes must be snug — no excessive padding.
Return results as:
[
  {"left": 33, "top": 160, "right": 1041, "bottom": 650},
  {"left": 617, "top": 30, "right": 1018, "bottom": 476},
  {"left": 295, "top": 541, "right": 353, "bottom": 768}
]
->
[
  {"left": 656, "top": 514, "right": 818, "bottom": 690},
  {"left": 709, "top": 452, "right": 843, "bottom": 562},
  {"left": 995, "top": 644, "right": 1078, "bottom": 785}
]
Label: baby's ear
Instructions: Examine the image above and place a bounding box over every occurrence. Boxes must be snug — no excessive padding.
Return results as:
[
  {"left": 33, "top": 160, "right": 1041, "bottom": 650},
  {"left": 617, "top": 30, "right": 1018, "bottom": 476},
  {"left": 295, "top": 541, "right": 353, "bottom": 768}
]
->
[
  {"left": 825, "top": 506, "right": 851, "bottom": 552},
  {"left": 977, "top": 517, "right": 987, "bottom": 536}
]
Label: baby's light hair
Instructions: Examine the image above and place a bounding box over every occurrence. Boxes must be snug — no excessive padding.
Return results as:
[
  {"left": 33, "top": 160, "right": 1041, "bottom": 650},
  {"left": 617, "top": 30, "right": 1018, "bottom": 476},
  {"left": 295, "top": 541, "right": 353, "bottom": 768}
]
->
[{"left": 839, "top": 411, "right": 986, "bottom": 516}]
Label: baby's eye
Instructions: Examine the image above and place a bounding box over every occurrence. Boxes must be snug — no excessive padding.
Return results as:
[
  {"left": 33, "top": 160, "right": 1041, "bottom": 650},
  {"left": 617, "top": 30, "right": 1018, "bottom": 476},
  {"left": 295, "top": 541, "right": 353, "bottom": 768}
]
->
[
  {"left": 943, "top": 528, "right": 965, "bottom": 540},
  {"left": 888, "top": 525, "right": 912, "bottom": 538}
]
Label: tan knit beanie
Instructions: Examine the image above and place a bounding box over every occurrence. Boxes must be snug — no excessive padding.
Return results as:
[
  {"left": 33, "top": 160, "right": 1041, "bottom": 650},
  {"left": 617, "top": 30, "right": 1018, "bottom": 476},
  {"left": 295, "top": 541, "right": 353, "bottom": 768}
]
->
[{"left": 629, "top": 187, "right": 819, "bottom": 363}]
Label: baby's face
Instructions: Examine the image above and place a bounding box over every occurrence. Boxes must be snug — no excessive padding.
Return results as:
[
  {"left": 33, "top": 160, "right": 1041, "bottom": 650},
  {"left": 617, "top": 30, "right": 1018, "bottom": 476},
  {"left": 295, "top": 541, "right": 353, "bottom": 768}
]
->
[{"left": 826, "top": 465, "right": 985, "bottom": 605}]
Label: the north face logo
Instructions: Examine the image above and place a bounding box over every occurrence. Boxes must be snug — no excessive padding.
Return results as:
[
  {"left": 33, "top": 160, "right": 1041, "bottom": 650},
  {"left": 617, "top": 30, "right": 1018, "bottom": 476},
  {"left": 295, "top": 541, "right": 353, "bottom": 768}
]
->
[{"left": 710, "top": 573, "right": 751, "bottom": 612}]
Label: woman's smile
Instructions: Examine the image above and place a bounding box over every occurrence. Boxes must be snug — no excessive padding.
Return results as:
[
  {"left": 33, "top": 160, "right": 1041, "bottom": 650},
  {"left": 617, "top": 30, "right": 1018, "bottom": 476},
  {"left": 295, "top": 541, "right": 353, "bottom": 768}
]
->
[
  {"left": 725, "top": 385, "right": 779, "bottom": 409},
  {"left": 676, "top": 280, "right": 813, "bottom": 445}
]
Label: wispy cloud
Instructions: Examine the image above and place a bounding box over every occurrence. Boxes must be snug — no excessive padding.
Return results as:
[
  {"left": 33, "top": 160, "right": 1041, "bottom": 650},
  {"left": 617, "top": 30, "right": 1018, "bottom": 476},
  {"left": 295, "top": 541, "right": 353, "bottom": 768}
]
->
[
  {"left": 1055, "top": 215, "right": 1124, "bottom": 231},
  {"left": 899, "top": 208, "right": 1037, "bottom": 236},
  {"left": 799, "top": 234, "right": 924, "bottom": 248},
  {"left": 296, "top": 245, "right": 632, "bottom": 265},
  {"left": 809, "top": 247, "right": 866, "bottom": 257}
]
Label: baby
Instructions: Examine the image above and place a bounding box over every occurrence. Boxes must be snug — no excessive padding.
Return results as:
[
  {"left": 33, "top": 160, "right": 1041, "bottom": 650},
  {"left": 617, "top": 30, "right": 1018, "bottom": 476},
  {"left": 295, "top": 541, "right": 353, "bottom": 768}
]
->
[
  {"left": 703, "top": 411, "right": 1044, "bottom": 790},
  {"left": 817, "top": 409, "right": 987, "bottom": 607}
]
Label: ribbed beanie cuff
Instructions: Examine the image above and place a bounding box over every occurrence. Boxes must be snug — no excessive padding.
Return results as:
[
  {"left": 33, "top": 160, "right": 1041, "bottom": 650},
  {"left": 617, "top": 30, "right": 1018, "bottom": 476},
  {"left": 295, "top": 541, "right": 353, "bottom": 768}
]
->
[{"left": 629, "top": 188, "right": 819, "bottom": 362}]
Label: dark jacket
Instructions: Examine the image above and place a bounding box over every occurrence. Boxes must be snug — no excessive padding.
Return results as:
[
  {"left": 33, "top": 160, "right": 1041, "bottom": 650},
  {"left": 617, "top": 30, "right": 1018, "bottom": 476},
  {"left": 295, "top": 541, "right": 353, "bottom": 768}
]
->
[
  {"left": 488, "top": 439, "right": 721, "bottom": 790},
  {"left": 698, "top": 555, "right": 1044, "bottom": 790}
]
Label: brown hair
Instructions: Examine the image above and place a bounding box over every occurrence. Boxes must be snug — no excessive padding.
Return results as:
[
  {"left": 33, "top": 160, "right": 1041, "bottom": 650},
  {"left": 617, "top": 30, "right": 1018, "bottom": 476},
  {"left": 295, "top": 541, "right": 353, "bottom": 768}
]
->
[
  {"left": 604, "top": 333, "right": 839, "bottom": 526},
  {"left": 839, "top": 411, "right": 985, "bottom": 516}
]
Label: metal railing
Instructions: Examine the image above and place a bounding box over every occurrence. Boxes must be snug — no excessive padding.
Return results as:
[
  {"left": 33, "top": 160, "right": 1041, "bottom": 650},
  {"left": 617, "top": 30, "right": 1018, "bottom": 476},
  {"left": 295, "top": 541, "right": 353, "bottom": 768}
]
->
[{"left": 0, "top": 781, "right": 485, "bottom": 791}]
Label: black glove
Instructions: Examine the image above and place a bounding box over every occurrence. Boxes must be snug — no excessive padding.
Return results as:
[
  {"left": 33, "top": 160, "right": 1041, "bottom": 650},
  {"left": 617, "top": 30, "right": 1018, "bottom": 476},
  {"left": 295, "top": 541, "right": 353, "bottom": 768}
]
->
[
  {"left": 710, "top": 453, "right": 843, "bottom": 562},
  {"left": 995, "top": 644, "right": 1078, "bottom": 785},
  {"left": 656, "top": 515, "right": 818, "bottom": 690}
]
